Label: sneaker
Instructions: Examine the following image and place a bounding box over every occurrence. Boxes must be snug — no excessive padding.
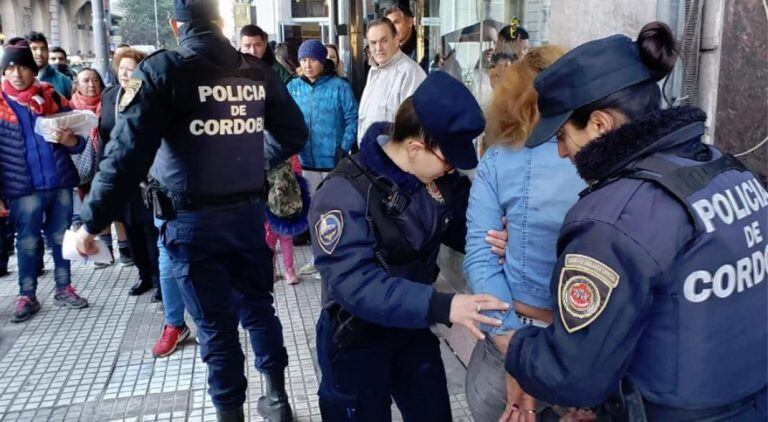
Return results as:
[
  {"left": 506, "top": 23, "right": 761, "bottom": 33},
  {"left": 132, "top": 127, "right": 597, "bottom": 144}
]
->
[
  {"left": 118, "top": 254, "right": 134, "bottom": 267},
  {"left": 151, "top": 324, "right": 190, "bottom": 357},
  {"left": 10, "top": 296, "right": 41, "bottom": 322},
  {"left": 118, "top": 247, "right": 134, "bottom": 267},
  {"left": 53, "top": 285, "right": 89, "bottom": 309},
  {"left": 299, "top": 262, "right": 317, "bottom": 275},
  {"left": 92, "top": 261, "right": 113, "bottom": 269}
]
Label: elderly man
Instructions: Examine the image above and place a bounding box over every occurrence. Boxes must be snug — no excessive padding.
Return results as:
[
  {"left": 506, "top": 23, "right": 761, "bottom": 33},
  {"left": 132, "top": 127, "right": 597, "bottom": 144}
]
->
[
  {"left": 0, "top": 38, "right": 89, "bottom": 322},
  {"left": 357, "top": 18, "right": 425, "bottom": 145}
]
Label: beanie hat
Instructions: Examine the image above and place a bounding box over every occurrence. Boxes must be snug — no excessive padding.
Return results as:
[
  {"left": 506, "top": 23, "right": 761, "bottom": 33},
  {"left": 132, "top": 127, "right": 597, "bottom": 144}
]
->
[
  {"left": 298, "top": 40, "right": 327, "bottom": 63},
  {"left": 174, "top": 0, "right": 220, "bottom": 22},
  {"left": 1, "top": 38, "right": 39, "bottom": 74}
]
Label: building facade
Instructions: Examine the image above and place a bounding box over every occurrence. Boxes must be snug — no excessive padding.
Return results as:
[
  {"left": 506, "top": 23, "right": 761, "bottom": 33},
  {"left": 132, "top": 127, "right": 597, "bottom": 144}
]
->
[{"left": 0, "top": 0, "right": 106, "bottom": 60}]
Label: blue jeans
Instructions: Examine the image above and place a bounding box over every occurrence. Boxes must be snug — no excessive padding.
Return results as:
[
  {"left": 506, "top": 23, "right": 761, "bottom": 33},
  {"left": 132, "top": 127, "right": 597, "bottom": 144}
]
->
[
  {"left": 155, "top": 218, "right": 185, "bottom": 327},
  {"left": 9, "top": 189, "right": 73, "bottom": 296},
  {"left": 161, "top": 200, "right": 287, "bottom": 409}
]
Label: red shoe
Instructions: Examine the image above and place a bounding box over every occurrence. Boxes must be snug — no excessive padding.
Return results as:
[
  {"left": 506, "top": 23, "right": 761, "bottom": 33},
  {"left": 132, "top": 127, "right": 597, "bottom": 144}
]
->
[{"left": 152, "top": 324, "right": 190, "bottom": 357}]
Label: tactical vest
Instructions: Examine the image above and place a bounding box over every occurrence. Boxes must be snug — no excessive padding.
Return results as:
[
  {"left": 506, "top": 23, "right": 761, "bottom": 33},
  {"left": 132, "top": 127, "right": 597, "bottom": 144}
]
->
[
  {"left": 625, "top": 148, "right": 767, "bottom": 407},
  {"left": 150, "top": 47, "right": 266, "bottom": 200},
  {"left": 327, "top": 158, "right": 443, "bottom": 266}
]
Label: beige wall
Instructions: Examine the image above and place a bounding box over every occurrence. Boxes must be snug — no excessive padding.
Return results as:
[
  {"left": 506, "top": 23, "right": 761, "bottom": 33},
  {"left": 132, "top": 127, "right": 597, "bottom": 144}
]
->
[{"left": 547, "top": 0, "right": 658, "bottom": 48}]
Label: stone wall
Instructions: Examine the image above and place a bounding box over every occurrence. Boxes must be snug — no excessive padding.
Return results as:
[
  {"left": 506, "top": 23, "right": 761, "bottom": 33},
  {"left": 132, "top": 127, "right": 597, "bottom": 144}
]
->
[
  {"left": 546, "top": 0, "right": 658, "bottom": 48},
  {"left": 713, "top": 0, "right": 767, "bottom": 183}
]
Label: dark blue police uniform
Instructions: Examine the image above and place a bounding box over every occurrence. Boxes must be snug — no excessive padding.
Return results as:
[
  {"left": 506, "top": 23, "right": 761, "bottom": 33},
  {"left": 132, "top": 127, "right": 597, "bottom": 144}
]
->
[
  {"left": 511, "top": 32, "right": 768, "bottom": 420},
  {"left": 309, "top": 71, "right": 485, "bottom": 421},
  {"left": 310, "top": 123, "right": 469, "bottom": 421},
  {"left": 79, "top": 2, "right": 308, "bottom": 420}
]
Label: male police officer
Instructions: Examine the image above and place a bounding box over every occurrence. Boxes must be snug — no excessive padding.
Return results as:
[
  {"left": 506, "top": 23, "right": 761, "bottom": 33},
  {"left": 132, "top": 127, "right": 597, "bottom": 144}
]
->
[{"left": 75, "top": 1, "right": 308, "bottom": 421}]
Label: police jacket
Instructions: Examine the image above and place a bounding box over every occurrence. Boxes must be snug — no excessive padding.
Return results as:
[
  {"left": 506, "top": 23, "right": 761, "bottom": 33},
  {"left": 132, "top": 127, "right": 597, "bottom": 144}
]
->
[
  {"left": 505, "top": 107, "right": 768, "bottom": 410},
  {"left": 309, "top": 123, "right": 469, "bottom": 328},
  {"left": 80, "top": 22, "right": 308, "bottom": 234}
]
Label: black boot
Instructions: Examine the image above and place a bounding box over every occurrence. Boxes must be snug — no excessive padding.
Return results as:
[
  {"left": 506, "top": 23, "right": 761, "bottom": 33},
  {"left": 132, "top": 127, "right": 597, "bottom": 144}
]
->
[
  {"left": 150, "top": 288, "right": 163, "bottom": 303},
  {"left": 128, "top": 278, "right": 153, "bottom": 296},
  {"left": 257, "top": 371, "right": 293, "bottom": 422},
  {"left": 215, "top": 406, "right": 244, "bottom": 422}
]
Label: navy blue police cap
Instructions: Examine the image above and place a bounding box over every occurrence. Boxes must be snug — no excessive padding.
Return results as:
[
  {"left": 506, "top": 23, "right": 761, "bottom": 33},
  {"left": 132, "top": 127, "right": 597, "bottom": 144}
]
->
[
  {"left": 174, "top": 0, "right": 220, "bottom": 22},
  {"left": 412, "top": 71, "right": 485, "bottom": 170},
  {"left": 525, "top": 34, "right": 653, "bottom": 147}
]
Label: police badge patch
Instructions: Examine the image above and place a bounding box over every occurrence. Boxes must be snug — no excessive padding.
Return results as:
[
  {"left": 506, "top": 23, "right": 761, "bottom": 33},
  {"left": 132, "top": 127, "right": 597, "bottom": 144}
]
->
[
  {"left": 118, "top": 78, "right": 142, "bottom": 112},
  {"left": 315, "top": 210, "right": 344, "bottom": 255},
  {"left": 558, "top": 254, "right": 620, "bottom": 333}
]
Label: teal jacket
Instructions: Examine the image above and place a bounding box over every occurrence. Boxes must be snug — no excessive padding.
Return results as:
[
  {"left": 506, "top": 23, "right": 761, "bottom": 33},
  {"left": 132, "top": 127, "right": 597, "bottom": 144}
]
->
[
  {"left": 287, "top": 72, "right": 358, "bottom": 171},
  {"left": 38, "top": 65, "right": 72, "bottom": 99}
]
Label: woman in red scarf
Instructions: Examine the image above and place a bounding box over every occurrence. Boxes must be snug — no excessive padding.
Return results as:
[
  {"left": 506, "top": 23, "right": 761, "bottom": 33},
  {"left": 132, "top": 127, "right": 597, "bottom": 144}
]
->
[{"left": 70, "top": 68, "right": 103, "bottom": 201}]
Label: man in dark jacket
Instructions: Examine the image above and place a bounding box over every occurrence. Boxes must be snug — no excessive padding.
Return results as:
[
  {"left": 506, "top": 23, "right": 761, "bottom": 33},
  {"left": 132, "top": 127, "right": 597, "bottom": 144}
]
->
[
  {"left": 75, "top": 1, "right": 308, "bottom": 421},
  {"left": 0, "top": 38, "right": 89, "bottom": 323}
]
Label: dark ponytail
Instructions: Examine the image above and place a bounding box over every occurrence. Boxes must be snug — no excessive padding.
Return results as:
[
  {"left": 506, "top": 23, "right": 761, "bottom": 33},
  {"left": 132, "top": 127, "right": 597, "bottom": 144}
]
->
[
  {"left": 637, "top": 21, "right": 679, "bottom": 81},
  {"left": 570, "top": 21, "right": 680, "bottom": 128}
]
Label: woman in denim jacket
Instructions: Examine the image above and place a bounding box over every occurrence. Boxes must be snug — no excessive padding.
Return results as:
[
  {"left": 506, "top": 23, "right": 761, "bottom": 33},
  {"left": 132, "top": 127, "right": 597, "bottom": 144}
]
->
[{"left": 463, "top": 46, "right": 587, "bottom": 420}]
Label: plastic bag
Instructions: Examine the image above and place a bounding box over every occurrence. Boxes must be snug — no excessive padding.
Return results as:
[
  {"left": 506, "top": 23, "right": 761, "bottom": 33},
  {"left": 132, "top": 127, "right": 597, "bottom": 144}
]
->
[{"left": 33, "top": 110, "right": 98, "bottom": 143}]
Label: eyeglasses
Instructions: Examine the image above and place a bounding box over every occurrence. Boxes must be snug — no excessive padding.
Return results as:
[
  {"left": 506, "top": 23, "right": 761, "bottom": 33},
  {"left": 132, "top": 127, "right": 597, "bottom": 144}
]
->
[{"left": 428, "top": 148, "right": 453, "bottom": 172}]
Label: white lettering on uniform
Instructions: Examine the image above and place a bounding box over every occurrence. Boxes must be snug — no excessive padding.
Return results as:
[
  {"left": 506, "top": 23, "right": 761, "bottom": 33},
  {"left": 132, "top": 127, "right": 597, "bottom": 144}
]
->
[
  {"left": 197, "top": 84, "right": 264, "bottom": 103},
  {"left": 684, "top": 244, "right": 768, "bottom": 303},
  {"left": 188, "top": 117, "right": 265, "bottom": 136},
  {"left": 691, "top": 178, "right": 768, "bottom": 233}
]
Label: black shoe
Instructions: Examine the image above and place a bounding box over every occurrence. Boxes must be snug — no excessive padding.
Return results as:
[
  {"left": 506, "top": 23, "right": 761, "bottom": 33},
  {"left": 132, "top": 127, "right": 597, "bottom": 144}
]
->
[
  {"left": 292, "top": 230, "right": 310, "bottom": 246},
  {"left": 0, "top": 269, "right": 9, "bottom": 277},
  {"left": 150, "top": 288, "right": 163, "bottom": 303},
  {"left": 257, "top": 371, "right": 293, "bottom": 422},
  {"left": 216, "top": 406, "right": 244, "bottom": 422},
  {"left": 129, "top": 279, "right": 153, "bottom": 296}
]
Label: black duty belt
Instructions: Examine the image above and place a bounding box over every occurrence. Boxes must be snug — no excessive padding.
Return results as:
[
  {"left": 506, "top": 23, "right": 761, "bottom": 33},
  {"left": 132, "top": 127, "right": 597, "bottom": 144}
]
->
[{"left": 174, "top": 191, "right": 263, "bottom": 210}]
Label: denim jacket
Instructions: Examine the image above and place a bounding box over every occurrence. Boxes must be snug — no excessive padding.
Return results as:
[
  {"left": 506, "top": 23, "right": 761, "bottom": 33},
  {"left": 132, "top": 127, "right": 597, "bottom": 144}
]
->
[{"left": 463, "top": 139, "right": 585, "bottom": 333}]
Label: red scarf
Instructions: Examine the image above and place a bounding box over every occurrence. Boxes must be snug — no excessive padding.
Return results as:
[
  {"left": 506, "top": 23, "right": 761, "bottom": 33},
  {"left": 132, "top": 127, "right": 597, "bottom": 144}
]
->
[
  {"left": 2, "top": 79, "right": 63, "bottom": 116},
  {"left": 70, "top": 91, "right": 102, "bottom": 145}
]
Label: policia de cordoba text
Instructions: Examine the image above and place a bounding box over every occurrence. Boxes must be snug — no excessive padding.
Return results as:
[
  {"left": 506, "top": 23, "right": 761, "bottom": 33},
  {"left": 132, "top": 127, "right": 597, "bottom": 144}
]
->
[{"left": 190, "top": 84, "right": 266, "bottom": 136}]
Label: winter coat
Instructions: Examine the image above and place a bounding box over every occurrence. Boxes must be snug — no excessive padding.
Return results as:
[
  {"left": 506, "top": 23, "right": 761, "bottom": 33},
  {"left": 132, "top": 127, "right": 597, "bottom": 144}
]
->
[
  {"left": 287, "top": 70, "right": 358, "bottom": 171},
  {"left": 0, "top": 91, "right": 84, "bottom": 200},
  {"left": 357, "top": 50, "right": 426, "bottom": 145},
  {"left": 38, "top": 65, "right": 73, "bottom": 99}
]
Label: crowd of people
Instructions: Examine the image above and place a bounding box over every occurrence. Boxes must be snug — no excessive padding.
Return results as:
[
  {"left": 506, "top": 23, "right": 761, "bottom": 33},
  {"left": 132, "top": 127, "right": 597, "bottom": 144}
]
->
[{"left": 0, "top": 0, "right": 766, "bottom": 421}]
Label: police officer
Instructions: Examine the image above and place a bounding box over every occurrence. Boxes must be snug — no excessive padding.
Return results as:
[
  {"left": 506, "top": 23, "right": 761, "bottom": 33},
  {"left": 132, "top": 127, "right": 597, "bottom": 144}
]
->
[
  {"left": 498, "top": 22, "right": 767, "bottom": 421},
  {"left": 75, "top": 1, "right": 308, "bottom": 421},
  {"left": 309, "top": 71, "right": 511, "bottom": 421}
]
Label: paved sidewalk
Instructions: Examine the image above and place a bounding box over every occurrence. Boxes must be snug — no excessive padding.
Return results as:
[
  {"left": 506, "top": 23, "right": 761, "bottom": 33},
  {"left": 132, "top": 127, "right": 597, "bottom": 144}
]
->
[{"left": 0, "top": 245, "right": 473, "bottom": 421}]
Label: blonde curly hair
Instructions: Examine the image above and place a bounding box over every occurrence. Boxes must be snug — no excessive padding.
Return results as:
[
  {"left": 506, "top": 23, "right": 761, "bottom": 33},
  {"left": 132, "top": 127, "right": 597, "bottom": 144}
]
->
[{"left": 483, "top": 45, "right": 567, "bottom": 151}]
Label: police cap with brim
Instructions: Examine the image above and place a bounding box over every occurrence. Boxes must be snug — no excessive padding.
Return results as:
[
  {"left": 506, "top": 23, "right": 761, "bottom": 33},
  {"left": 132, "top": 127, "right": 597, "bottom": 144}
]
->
[
  {"left": 526, "top": 34, "right": 653, "bottom": 148},
  {"left": 174, "top": 0, "right": 220, "bottom": 22},
  {"left": 412, "top": 71, "right": 485, "bottom": 170}
]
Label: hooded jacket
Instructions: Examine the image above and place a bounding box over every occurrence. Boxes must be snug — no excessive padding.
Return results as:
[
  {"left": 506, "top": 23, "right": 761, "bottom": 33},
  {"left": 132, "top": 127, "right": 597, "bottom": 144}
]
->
[
  {"left": 0, "top": 89, "right": 84, "bottom": 200},
  {"left": 287, "top": 62, "right": 358, "bottom": 171}
]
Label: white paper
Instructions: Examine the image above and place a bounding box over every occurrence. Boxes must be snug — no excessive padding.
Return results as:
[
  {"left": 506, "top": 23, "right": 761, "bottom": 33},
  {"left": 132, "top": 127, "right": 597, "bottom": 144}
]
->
[
  {"left": 62, "top": 229, "right": 113, "bottom": 264},
  {"left": 34, "top": 110, "right": 98, "bottom": 143}
]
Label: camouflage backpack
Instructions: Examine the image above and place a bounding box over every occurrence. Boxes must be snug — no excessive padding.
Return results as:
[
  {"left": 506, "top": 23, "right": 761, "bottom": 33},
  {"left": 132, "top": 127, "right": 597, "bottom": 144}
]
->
[{"left": 266, "top": 161, "right": 303, "bottom": 218}]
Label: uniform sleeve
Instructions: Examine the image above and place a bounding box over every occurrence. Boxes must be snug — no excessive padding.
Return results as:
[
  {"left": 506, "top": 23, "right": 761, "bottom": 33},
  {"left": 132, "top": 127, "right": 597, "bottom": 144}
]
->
[
  {"left": 80, "top": 63, "right": 169, "bottom": 234},
  {"left": 263, "top": 66, "right": 308, "bottom": 163},
  {"left": 339, "top": 81, "right": 359, "bottom": 153},
  {"left": 505, "top": 219, "right": 660, "bottom": 407},
  {"left": 310, "top": 176, "right": 445, "bottom": 329},
  {"left": 463, "top": 154, "right": 521, "bottom": 333}
]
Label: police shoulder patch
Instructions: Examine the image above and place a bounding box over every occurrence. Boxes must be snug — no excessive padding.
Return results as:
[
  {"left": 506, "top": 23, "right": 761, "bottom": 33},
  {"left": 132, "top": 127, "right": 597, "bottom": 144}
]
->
[
  {"left": 314, "top": 210, "right": 344, "bottom": 255},
  {"left": 558, "top": 254, "right": 620, "bottom": 334},
  {"left": 118, "top": 78, "right": 142, "bottom": 112}
]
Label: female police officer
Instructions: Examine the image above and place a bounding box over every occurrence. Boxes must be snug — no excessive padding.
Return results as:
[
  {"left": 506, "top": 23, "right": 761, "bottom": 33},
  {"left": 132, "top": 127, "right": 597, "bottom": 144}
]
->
[
  {"left": 309, "top": 71, "right": 511, "bottom": 421},
  {"left": 500, "top": 22, "right": 767, "bottom": 421}
]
